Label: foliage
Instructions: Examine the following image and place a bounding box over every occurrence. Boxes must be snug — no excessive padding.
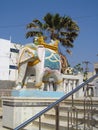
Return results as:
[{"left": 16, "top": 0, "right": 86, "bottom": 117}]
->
[
  {"left": 73, "top": 63, "right": 83, "bottom": 74},
  {"left": 26, "top": 13, "right": 79, "bottom": 52}
]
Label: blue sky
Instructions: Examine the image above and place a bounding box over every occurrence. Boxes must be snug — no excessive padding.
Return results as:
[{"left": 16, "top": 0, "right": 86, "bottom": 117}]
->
[{"left": 0, "top": 0, "right": 98, "bottom": 71}]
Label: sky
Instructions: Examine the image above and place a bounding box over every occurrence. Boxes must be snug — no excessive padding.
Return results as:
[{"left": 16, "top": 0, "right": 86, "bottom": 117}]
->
[{"left": 0, "top": 0, "right": 98, "bottom": 71}]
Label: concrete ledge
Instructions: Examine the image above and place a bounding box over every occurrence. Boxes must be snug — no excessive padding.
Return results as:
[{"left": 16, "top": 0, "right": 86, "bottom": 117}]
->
[
  {"left": 11, "top": 89, "right": 65, "bottom": 98},
  {"left": 2, "top": 95, "right": 62, "bottom": 129},
  {"left": 2, "top": 90, "right": 65, "bottom": 129}
]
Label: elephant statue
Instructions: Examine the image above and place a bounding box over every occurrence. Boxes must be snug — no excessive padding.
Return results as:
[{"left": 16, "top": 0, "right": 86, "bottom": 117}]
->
[{"left": 15, "top": 37, "right": 64, "bottom": 91}]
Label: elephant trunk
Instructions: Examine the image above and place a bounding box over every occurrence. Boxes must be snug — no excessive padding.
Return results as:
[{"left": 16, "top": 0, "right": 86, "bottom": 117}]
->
[{"left": 34, "top": 46, "right": 45, "bottom": 88}]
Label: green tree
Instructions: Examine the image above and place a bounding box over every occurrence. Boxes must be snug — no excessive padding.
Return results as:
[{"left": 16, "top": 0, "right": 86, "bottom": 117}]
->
[
  {"left": 73, "top": 63, "right": 83, "bottom": 73},
  {"left": 26, "top": 13, "right": 79, "bottom": 73},
  {"left": 26, "top": 13, "right": 79, "bottom": 51}
]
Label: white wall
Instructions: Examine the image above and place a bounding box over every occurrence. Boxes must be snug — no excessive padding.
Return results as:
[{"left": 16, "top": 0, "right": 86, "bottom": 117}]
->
[
  {"left": 0, "top": 39, "right": 10, "bottom": 80},
  {"left": 0, "top": 38, "right": 21, "bottom": 81},
  {"left": 9, "top": 43, "right": 21, "bottom": 81}
]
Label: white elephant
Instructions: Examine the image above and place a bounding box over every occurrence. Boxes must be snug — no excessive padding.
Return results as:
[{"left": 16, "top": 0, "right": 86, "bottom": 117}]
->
[{"left": 16, "top": 39, "right": 63, "bottom": 91}]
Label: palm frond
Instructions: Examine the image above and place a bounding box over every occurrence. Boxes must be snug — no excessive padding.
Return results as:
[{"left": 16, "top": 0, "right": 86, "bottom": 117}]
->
[
  {"left": 26, "top": 31, "right": 43, "bottom": 38},
  {"left": 33, "top": 19, "right": 43, "bottom": 28},
  {"left": 26, "top": 13, "right": 79, "bottom": 52},
  {"left": 66, "top": 49, "right": 72, "bottom": 55},
  {"left": 43, "top": 13, "right": 53, "bottom": 28},
  {"left": 26, "top": 23, "right": 37, "bottom": 29},
  {"left": 59, "top": 38, "right": 74, "bottom": 48}
]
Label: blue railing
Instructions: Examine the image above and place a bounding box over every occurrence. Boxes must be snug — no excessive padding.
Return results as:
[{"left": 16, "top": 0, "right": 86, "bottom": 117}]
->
[{"left": 14, "top": 74, "right": 98, "bottom": 130}]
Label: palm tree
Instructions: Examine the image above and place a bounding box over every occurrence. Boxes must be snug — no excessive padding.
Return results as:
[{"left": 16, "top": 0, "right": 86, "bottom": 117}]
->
[
  {"left": 26, "top": 13, "right": 79, "bottom": 49},
  {"left": 26, "top": 13, "right": 79, "bottom": 73}
]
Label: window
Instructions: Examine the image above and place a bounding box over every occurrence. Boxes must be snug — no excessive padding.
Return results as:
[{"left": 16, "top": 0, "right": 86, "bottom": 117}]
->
[
  {"left": 10, "top": 48, "right": 19, "bottom": 53},
  {"left": 9, "top": 65, "right": 18, "bottom": 69}
]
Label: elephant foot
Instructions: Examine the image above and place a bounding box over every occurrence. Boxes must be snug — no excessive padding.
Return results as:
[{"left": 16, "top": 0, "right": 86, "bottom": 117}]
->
[
  {"left": 15, "top": 85, "right": 22, "bottom": 90},
  {"left": 35, "top": 82, "right": 43, "bottom": 89},
  {"left": 23, "top": 85, "right": 27, "bottom": 89}
]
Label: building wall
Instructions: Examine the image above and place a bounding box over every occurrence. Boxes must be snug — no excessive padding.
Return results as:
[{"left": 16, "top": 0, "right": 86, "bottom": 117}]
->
[
  {"left": 0, "top": 39, "right": 10, "bottom": 80},
  {"left": 9, "top": 43, "right": 21, "bottom": 81},
  {"left": 0, "top": 38, "right": 21, "bottom": 81}
]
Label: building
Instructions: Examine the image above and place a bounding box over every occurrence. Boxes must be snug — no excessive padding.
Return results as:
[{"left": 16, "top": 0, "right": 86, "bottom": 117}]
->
[{"left": 0, "top": 38, "right": 21, "bottom": 81}]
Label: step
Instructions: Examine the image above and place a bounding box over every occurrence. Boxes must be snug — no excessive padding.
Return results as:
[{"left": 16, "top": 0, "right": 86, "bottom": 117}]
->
[
  {"left": 32, "top": 118, "right": 69, "bottom": 130},
  {"left": 59, "top": 105, "right": 98, "bottom": 114},
  {"left": 45, "top": 111, "right": 84, "bottom": 121}
]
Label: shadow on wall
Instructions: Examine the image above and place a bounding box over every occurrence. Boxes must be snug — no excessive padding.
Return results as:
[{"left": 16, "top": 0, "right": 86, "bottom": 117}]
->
[
  {"left": 0, "top": 80, "right": 15, "bottom": 89},
  {"left": 0, "top": 80, "right": 36, "bottom": 89}
]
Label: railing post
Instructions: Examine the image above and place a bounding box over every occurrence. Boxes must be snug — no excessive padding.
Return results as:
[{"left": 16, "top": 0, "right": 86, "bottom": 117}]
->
[
  {"left": 55, "top": 104, "right": 59, "bottom": 130},
  {"left": 39, "top": 116, "right": 41, "bottom": 130}
]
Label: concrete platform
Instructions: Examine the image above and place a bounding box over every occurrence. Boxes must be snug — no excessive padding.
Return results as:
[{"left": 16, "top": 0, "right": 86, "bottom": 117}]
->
[
  {"left": 11, "top": 89, "right": 65, "bottom": 97},
  {"left": 1, "top": 96, "right": 61, "bottom": 129}
]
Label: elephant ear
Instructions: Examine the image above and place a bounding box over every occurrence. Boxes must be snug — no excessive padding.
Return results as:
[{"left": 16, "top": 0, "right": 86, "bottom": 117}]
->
[{"left": 18, "top": 46, "right": 40, "bottom": 65}]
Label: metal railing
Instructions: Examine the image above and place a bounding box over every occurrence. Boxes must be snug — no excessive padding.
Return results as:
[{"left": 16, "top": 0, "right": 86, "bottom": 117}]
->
[{"left": 14, "top": 74, "right": 98, "bottom": 130}]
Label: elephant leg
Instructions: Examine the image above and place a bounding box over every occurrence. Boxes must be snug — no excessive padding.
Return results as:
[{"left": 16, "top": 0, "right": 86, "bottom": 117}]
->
[
  {"left": 43, "top": 83, "right": 48, "bottom": 91},
  {"left": 52, "top": 82, "right": 56, "bottom": 91},
  {"left": 22, "top": 66, "right": 35, "bottom": 88},
  {"left": 53, "top": 71, "right": 63, "bottom": 92},
  {"left": 35, "top": 73, "right": 43, "bottom": 88},
  {"left": 15, "top": 62, "right": 28, "bottom": 89},
  {"left": 56, "top": 81, "right": 63, "bottom": 91},
  {"left": 44, "top": 82, "right": 53, "bottom": 91},
  {"left": 35, "top": 65, "right": 43, "bottom": 88}
]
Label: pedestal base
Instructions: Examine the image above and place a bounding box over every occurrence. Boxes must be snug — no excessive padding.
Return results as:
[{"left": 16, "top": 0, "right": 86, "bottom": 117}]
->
[{"left": 2, "top": 90, "right": 64, "bottom": 129}]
